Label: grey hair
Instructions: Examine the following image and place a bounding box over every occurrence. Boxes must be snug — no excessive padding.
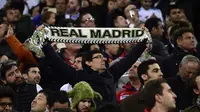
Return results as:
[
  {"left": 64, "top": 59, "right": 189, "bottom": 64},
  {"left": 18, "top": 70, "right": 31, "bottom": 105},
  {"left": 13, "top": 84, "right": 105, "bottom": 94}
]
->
[{"left": 180, "top": 55, "right": 200, "bottom": 65}]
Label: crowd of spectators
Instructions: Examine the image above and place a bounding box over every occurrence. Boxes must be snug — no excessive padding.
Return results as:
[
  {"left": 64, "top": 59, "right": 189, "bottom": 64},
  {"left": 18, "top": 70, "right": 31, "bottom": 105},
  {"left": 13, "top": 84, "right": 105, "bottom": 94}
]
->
[{"left": 0, "top": 0, "right": 200, "bottom": 112}]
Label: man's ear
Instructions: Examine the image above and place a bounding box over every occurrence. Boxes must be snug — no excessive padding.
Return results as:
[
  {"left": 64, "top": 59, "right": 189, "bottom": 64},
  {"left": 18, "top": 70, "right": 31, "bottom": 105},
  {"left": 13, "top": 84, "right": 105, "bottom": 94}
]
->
[
  {"left": 22, "top": 73, "right": 28, "bottom": 80},
  {"left": 193, "top": 88, "right": 200, "bottom": 95},
  {"left": 3, "top": 17, "right": 7, "bottom": 22},
  {"left": 85, "top": 61, "right": 92, "bottom": 67},
  {"left": 176, "top": 37, "right": 182, "bottom": 46},
  {"left": 155, "top": 94, "right": 162, "bottom": 103},
  {"left": 151, "top": 27, "right": 156, "bottom": 33}
]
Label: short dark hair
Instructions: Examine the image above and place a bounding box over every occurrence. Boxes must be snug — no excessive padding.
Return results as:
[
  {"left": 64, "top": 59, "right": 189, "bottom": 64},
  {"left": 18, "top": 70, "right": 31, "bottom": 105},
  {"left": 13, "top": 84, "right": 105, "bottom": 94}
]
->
[
  {"left": 81, "top": 50, "right": 102, "bottom": 72},
  {"left": 141, "top": 79, "right": 166, "bottom": 110},
  {"left": 167, "top": 4, "right": 180, "bottom": 16},
  {"left": 21, "top": 63, "right": 39, "bottom": 74},
  {"left": 52, "top": 91, "right": 70, "bottom": 107},
  {"left": 0, "top": 85, "right": 15, "bottom": 102},
  {"left": 173, "top": 27, "right": 194, "bottom": 46},
  {"left": 169, "top": 21, "right": 191, "bottom": 37},
  {"left": 75, "top": 53, "right": 84, "bottom": 59},
  {"left": 0, "top": 60, "right": 17, "bottom": 79},
  {"left": 144, "top": 18, "right": 161, "bottom": 32},
  {"left": 38, "top": 89, "right": 55, "bottom": 108},
  {"left": 138, "top": 59, "right": 158, "bottom": 85}
]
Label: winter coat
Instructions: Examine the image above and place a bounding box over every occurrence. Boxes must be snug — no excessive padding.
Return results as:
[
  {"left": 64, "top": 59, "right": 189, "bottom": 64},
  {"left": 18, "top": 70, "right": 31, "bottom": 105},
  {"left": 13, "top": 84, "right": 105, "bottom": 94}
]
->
[
  {"left": 167, "top": 75, "right": 193, "bottom": 110},
  {"left": 161, "top": 47, "right": 196, "bottom": 78},
  {"left": 42, "top": 43, "right": 146, "bottom": 107}
]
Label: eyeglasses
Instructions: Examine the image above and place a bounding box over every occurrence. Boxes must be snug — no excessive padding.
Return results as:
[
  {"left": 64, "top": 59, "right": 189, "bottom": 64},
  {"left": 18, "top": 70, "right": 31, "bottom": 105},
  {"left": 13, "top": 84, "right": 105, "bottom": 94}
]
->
[
  {"left": 0, "top": 102, "right": 12, "bottom": 108},
  {"left": 92, "top": 55, "right": 104, "bottom": 59},
  {"left": 82, "top": 17, "right": 95, "bottom": 23},
  {"left": 73, "top": 60, "right": 82, "bottom": 64}
]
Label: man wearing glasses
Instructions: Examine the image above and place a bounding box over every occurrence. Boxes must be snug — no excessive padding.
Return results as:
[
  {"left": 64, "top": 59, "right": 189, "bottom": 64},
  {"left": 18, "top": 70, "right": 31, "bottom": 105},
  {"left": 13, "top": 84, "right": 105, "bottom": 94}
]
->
[
  {"left": 79, "top": 12, "right": 96, "bottom": 27},
  {"left": 42, "top": 33, "right": 147, "bottom": 108},
  {"left": 0, "top": 86, "right": 15, "bottom": 112}
]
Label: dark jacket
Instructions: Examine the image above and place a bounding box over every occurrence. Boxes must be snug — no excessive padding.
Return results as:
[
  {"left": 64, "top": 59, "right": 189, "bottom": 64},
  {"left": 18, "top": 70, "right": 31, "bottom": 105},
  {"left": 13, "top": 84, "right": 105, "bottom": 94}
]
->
[
  {"left": 120, "top": 91, "right": 147, "bottom": 112},
  {"left": 0, "top": 40, "right": 17, "bottom": 60},
  {"left": 184, "top": 104, "right": 200, "bottom": 112},
  {"left": 12, "top": 83, "right": 37, "bottom": 112},
  {"left": 150, "top": 38, "right": 170, "bottom": 63},
  {"left": 15, "top": 15, "right": 35, "bottom": 43},
  {"left": 167, "top": 75, "right": 193, "bottom": 111},
  {"left": 161, "top": 47, "right": 196, "bottom": 78},
  {"left": 42, "top": 43, "right": 146, "bottom": 107}
]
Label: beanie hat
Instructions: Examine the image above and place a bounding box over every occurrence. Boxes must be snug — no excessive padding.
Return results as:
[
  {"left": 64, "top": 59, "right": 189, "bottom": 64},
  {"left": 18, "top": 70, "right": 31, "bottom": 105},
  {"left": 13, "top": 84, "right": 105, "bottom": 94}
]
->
[{"left": 67, "top": 81, "right": 103, "bottom": 111}]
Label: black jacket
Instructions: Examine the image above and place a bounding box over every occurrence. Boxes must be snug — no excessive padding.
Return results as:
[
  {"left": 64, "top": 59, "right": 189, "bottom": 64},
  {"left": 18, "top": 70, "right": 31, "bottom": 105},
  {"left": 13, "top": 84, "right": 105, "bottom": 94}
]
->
[
  {"left": 120, "top": 91, "right": 147, "bottom": 112},
  {"left": 167, "top": 75, "right": 193, "bottom": 110},
  {"left": 161, "top": 47, "right": 196, "bottom": 78},
  {"left": 42, "top": 43, "right": 146, "bottom": 107},
  {"left": 0, "top": 40, "right": 17, "bottom": 60},
  {"left": 12, "top": 83, "right": 37, "bottom": 112},
  {"left": 150, "top": 38, "right": 170, "bottom": 63}
]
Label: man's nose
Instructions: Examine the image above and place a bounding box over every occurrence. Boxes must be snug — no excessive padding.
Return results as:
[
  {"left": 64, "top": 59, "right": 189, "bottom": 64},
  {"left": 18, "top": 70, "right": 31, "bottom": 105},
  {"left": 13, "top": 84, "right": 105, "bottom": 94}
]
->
[{"left": 84, "top": 102, "right": 89, "bottom": 107}]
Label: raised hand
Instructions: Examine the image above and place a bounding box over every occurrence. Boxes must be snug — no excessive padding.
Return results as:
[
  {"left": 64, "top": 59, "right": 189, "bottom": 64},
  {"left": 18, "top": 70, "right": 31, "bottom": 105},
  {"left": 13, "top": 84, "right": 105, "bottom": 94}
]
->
[{"left": 5, "top": 25, "right": 14, "bottom": 38}]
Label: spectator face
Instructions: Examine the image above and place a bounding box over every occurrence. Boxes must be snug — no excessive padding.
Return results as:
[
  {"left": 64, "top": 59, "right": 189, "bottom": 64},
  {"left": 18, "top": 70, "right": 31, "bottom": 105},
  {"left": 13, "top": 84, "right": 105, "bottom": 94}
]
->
[
  {"left": 73, "top": 57, "right": 83, "bottom": 71},
  {"left": 46, "top": 13, "right": 56, "bottom": 25},
  {"left": 142, "top": 63, "right": 163, "bottom": 84},
  {"left": 141, "top": 0, "right": 152, "bottom": 10},
  {"left": 105, "top": 44, "right": 120, "bottom": 56},
  {"left": 177, "top": 32, "right": 196, "bottom": 50},
  {"left": 81, "top": 14, "right": 96, "bottom": 27},
  {"left": 179, "top": 61, "right": 199, "bottom": 82},
  {"left": 5, "top": 65, "right": 23, "bottom": 85},
  {"left": 169, "top": 8, "right": 181, "bottom": 22},
  {"left": 157, "top": 83, "right": 177, "bottom": 110},
  {"left": 51, "top": 102, "right": 69, "bottom": 111},
  {"left": 152, "top": 21, "right": 164, "bottom": 37},
  {"left": 128, "top": 61, "right": 141, "bottom": 80},
  {"left": 6, "top": 9, "right": 21, "bottom": 23},
  {"left": 56, "top": 0, "right": 67, "bottom": 14},
  {"left": 82, "top": 0, "right": 89, "bottom": 8},
  {"left": 66, "top": 0, "right": 79, "bottom": 13},
  {"left": 108, "top": 1, "right": 116, "bottom": 12},
  {"left": 86, "top": 53, "right": 106, "bottom": 71},
  {"left": 77, "top": 99, "right": 92, "bottom": 112},
  {"left": 114, "top": 16, "right": 128, "bottom": 27},
  {"left": 31, "top": 6, "right": 40, "bottom": 18},
  {"left": 25, "top": 67, "right": 41, "bottom": 84},
  {"left": 0, "top": 23, "right": 7, "bottom": 38},
  {"left": 0, "top": 97, "right": 13, "bottom": 112},
  {"left": 31, "top": 93, "right": 48, "bottom": 112}
]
